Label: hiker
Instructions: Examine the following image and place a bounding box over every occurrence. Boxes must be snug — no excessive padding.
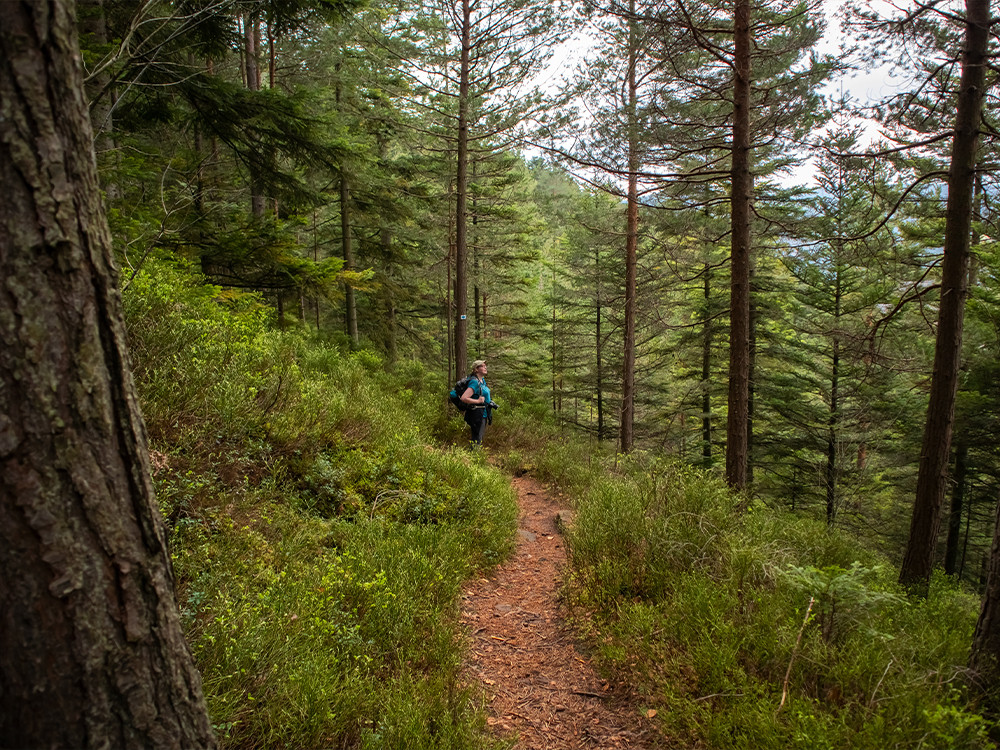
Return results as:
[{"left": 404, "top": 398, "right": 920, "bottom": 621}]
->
[{"left": 460, "top": 359, "right": 494, "bottom": 447}]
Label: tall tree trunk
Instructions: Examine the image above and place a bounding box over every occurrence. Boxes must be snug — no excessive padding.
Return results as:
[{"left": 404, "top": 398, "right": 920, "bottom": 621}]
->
[
  {"left": 552, "top": 264, "right": 559, "bottom": 414},
  {"left": 620, "top": 0, "right": 639, "bottom": 453},
  {"left": 340, "top": 174, "right": 358, "bottom": 344},
  {"left": 335, "top": 74, "right": 358, "bottom": 345},
  {"left": 244, "top": 13, "right": 265, "bottom": 218},
  {"left": 597, "top": 242, "right": 605, "bottom": 442},
  {"left": 945, "top": 441, "right": 968, "bottom": 576},
  {"left": 381, "top": 225, "right": 398, "bottom": 363},
  {"left": 446, "top": 205, "right": 454, "bottom": 383},
  {"left": 453, "top": 0, "right": 471, "bottom": 380},
  {"left": 747, "top": 272, "right": 757, "bottom": 486},
  {"left": 194, "top": 121, "right": 206, "bottom": 216},
  {"left": 826, "top": 337, "right": 840, "bottom": 526},
  {"left": 946, "top": 170, "right": 983, "bottom": 576},
  {"left": 0, "top": 2, "right": 216, "bottom": 746},
  {"left": 726, "top": 0, "right": 752, "bottom": 490},
  {"left": 899, "top": 0, "right": 988, "bottom": 593},
  {"left": 472, "top": 160, "right": 482, "bottom": 356},
  {"left": 702, "top": 261, "right": 712, "bottom": 465},
  {"left": 970, "top": 496, "right": 1000, "bottom": 705},
  {"left": 826, "top": 264, "right": 842, "bottom": 527},
  {"left": 267, "top": 19, "right": 276, "bottom": 89}
]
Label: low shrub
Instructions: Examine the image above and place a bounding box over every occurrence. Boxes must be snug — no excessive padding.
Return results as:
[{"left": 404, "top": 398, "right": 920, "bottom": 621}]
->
[
  {"left": 126, "top": 261, "right": 516, "bottom": 749},
  {"left": 561, "top": 452, "right": 995, "bottom": 750}
]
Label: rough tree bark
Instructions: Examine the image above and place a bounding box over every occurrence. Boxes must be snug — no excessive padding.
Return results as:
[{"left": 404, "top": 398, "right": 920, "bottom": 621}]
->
[
  {"left": 946, "top": 174, "right": 983, "bottom": 577},
  {"left": 453, "top": 0, "right": 472, "bottom": 380},
  {"left": 340, "top": 175, "right": 358, "bottom": 344},
  {"left": 726, "top": 0, "right": 752, "bottom": 490},
  {"left": 336, "top": 74, "right": 358, "bottom": 345},
  {"left": 244, "top": 11, "right": 266, "bottom": 218},
  {"left": 944, "top": 441, "right": 968, "bottom": 576},
  {"left": 596, "top": 239, "right": 606, "bottom": 442},
  {"left": 620, "top": 0, "right": 640, "bottom": 454},
  {"left": 0, "top": 1, "right": 216, "bottom": 747},
  {"left": 899, "top": 0, "right": 989, "bottom": 593},
  {"left": 826, "top": 261, "right": 842, "bottom": 527}
]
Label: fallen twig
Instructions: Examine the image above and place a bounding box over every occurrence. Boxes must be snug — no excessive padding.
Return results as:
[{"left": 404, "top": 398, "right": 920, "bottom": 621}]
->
[{"left": 868, "top": 659, "right": 893, "bottom": 709}]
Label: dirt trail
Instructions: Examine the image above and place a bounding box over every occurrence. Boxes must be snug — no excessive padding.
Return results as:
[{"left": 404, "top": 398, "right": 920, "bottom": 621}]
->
[{"left": 461, "top": 475, "right": 664, "bottom": 749}]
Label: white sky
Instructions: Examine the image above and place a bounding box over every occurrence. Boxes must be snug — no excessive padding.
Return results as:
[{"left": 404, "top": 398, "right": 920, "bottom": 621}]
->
[
  {"left": 782, "top": 0, "right": 912, "bottom": 186},
  {"left": 528, "top": 0, "right": 926, "bottom": 188}
]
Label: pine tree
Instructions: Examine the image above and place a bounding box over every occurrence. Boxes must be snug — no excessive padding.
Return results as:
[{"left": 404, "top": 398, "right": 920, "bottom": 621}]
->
[{"left": 899, "top": 0, "right": 992, "bottom": 594}]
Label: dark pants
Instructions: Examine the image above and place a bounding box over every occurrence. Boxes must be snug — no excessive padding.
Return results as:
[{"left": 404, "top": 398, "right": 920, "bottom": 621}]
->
[{"left": 465, "top": 409, "right": 487, "bottom": 447}]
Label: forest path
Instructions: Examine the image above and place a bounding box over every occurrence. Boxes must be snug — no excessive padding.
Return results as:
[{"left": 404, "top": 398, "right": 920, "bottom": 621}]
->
[{"left": 461, "top": 475, "right": 664, "bottom": 749}]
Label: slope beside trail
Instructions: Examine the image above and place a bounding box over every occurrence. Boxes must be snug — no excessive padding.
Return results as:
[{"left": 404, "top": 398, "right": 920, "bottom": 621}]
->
[{"left": 461, "top": 475, "right": 665, "bottom": 749}]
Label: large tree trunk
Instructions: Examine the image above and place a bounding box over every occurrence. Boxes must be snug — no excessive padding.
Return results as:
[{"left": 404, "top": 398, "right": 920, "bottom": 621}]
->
[
  {"left": 826, "top": 264, "right": 842, "bottom": 527},
  {"left": 620, "top": 0, "right": 639, "bottom": 454},
  {"left": 381, "top": 225, "right": 399, "bottom": 364},
  {"left": 446, "top": 206, "right": 454, "bottom": 383},
  {"left": 726, "top": 0, "right": 752, "bottom": 490},
  {"left": 596, "top": 241, "right": 605, "bottom": 442},
  {"left": 453, "top": 0, "right": 472, "bottom": 380},
  {"left": 947, "top": 172, "right": 983, "bottom": 577},
  {"left": 899, "top": 0, "right": 989, "bottom": 593},
  {"left": 552, "top": 265, "right": 559, "bottom": 414},
  {"left": 0, "top": 1, "right": 216, "bottom": 747},
  {"left": 336, "top": 75, "right": 358, "bottom": 345},
  {"left": 472, "top": 160, "right": 482, "bottom": 356},
  {"left": 340, "top": 174, "right": 358, "bottom": 344},
  {"left": 747, "top": 274, "right": 757, "bottom": 486}
]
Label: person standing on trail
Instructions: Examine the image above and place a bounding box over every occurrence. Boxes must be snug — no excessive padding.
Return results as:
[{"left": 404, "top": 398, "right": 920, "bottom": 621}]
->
[{"left": 461, "top": 359, "right": 496, "bottom": 448}]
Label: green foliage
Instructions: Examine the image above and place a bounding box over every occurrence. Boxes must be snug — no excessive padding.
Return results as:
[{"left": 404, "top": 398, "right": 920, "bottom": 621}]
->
[
  {"left": 124, "top": 260, "right": 515, "bottom": 749},
  {"left": 555, "top": 449, "right": 996, "bottom": 750},
  {"left": 781, "top": 562, "right": 903, "bottom": 643}
]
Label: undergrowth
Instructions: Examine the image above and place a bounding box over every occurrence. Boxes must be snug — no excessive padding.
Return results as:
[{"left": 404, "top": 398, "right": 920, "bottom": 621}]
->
[
  {"left": 124, "top": 260, "right": 515, "bottom": 749},
  {"left": 125, "top": 259, "right": 996, "bottom": 750},
  {"left": 490, "top": 420, "right": 997, "bottom": 749}
]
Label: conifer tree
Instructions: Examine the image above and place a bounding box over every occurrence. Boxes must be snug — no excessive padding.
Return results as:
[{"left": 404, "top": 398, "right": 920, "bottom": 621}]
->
[
  {"left": 402, "top": 0, "right": 568, "bottom": 378},
  {"left": 761, "top": 124, "right": 899, "bottom": 524},
  {"left": 898, "top": 0, "right": 992, "bottom": 594}
]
